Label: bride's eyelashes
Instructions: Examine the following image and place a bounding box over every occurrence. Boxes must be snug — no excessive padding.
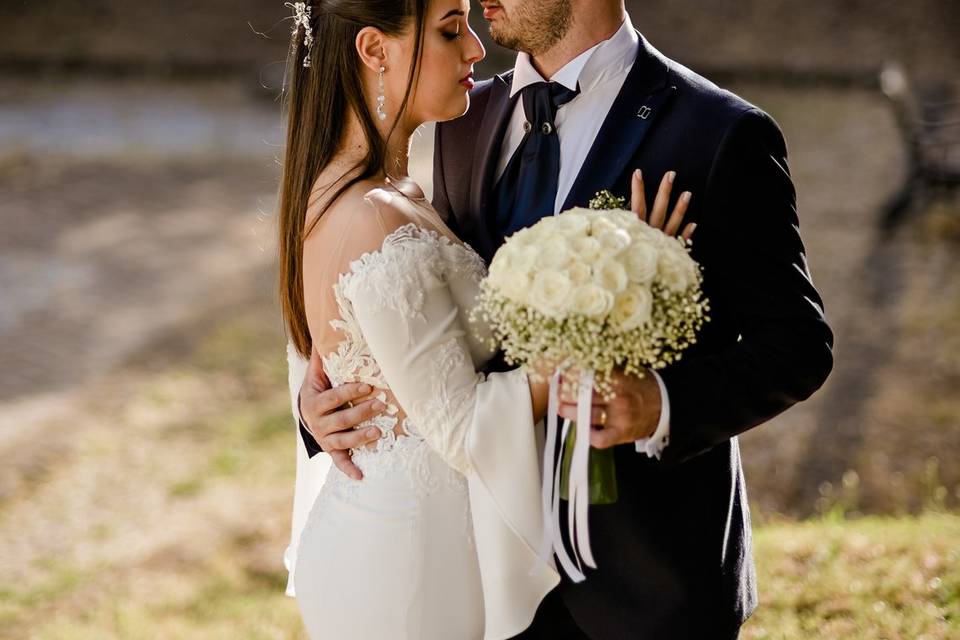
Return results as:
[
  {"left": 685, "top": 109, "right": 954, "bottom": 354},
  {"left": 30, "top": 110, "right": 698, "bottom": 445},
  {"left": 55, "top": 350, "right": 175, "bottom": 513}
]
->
[{"left": 441, "top": 27, "right": 463, "bottom": 41}]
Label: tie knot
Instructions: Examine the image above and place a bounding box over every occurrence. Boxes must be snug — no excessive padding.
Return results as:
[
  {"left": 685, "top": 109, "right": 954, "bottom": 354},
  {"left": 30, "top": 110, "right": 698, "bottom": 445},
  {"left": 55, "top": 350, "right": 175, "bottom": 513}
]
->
[
  {"left": 521, "top": 81, "right": 580, "bottom": 132},
  {"left": 545, "top": 81, "right": 581, "bottom": 108}
]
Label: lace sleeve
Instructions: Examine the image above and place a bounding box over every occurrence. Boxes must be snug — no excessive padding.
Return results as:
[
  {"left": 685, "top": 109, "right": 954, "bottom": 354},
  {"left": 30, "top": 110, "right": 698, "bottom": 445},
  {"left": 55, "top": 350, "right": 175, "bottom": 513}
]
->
[{"left": 341, "top": 224, "right": 495, "bottom": 474}]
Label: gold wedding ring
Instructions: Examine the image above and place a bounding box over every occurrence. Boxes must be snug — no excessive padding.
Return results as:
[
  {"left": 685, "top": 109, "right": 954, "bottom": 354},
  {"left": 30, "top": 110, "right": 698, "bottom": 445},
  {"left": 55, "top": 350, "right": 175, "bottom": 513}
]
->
[{"left": 598, "top": 409, "right": 608, "bottom": 425}]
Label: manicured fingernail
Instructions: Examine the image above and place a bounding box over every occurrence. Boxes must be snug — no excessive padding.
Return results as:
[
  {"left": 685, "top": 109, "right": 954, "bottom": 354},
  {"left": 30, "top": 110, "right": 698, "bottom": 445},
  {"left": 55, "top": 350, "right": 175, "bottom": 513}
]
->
[
  {"left": 371, "top": 401, "right": 386, "bottom": 411},
  {"left": 366, "top": 428, "right": 380, "bottom": 438},
  {"left": 668, "top": 171, "right": 676, "bottom": 183},
  {"left": 634, "top": 169, "right": 642, "bottom": 180},
  {"left": 682, "top": 191, "right": 692, "bottom": 202},
  {"left": 359, "top": 384, "right": 372, "bottom": 394}
]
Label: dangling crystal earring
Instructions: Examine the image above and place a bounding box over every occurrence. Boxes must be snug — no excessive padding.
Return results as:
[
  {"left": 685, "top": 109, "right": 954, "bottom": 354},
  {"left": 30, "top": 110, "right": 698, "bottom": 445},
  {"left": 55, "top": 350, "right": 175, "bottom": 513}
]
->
[{"left": 376, "top": 66, "right": 387, "bottom": 121}]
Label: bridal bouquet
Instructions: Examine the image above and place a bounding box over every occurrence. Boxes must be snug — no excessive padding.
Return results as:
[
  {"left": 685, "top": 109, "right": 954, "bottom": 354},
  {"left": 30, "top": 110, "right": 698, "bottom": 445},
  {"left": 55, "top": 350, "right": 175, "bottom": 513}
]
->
[{"left": 474, "top": 191, "right": 709, "bottom": 581}]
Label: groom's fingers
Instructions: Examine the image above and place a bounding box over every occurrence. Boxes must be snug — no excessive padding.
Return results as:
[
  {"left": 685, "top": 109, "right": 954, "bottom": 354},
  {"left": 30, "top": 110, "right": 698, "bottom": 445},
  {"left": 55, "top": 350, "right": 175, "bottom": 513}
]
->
[
  {"left": 590, "top": 425, "right": 624, "bottom": 449},
  {"left": 329, "top": 450, "right": 363, "bottom": 481},
  {"left": 630, "top": 169, "right": 647, "bottom": 221},
  {"left": 649, "top": 171, "right": 676, "bottom": 229},
  {"left": 320, "top": 419, "right": 382, "bottom": 452},
  {"left": 316, "top": 383, "right": 374, "bottom": 415},
  {"left": 321, "top": 398, "right": 386, "bottom": 438},
  {"left": 557, "top": 403, "right": 609, "bottom": 424}
]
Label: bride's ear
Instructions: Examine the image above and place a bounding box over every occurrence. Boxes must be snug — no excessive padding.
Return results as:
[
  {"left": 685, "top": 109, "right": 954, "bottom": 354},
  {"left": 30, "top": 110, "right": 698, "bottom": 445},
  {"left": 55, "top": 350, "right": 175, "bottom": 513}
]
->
[{"left": 356, "top": 27, "right": 388, "bottom": 74}]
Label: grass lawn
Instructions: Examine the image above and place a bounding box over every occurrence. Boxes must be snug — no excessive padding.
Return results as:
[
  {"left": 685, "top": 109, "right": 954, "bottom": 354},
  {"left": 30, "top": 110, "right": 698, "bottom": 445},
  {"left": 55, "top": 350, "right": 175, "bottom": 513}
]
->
[{"left": 1, "top": 316, "right": 956, "bottom": 639}]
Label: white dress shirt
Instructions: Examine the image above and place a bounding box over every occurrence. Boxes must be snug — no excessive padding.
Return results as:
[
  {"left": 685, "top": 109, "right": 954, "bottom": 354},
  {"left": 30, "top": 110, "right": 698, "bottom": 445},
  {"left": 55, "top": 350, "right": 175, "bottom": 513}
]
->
[{"left": 496, "top": 13, "right": 671, "bottom": 457}]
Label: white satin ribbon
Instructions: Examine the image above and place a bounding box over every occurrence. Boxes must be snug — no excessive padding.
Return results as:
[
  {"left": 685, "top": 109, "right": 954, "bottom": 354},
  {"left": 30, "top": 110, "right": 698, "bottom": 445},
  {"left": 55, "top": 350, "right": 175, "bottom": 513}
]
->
[
  {"left": 534, "top": 367, "right": 598, "bottom": 583},
  {"left": 569, "top": 368, "right": 597, "bottom": 571}
]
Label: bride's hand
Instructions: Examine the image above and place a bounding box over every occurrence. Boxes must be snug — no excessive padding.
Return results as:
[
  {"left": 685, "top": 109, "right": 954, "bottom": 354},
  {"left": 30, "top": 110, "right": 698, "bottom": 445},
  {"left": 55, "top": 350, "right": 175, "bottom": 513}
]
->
[{"left": 630, "top": 169, "right": 697, "bottom": 242}]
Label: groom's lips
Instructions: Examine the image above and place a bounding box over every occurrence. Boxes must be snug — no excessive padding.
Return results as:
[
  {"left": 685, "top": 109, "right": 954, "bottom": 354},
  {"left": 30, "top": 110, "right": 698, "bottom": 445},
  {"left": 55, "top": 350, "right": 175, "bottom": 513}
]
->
[{"left": 481, "top": 3, "right": 502, "bottom": 20}]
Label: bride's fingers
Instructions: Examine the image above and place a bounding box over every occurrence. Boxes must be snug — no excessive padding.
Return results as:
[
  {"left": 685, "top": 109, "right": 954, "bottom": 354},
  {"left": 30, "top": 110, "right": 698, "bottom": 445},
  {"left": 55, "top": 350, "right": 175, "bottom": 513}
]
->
[
  {"left": 649, "top": 171, "right": 676, "bottom": 229},
  {"left": 663, "top": 191, "right": 692, "bottom": 237},
  {"left": 681, "top": 222, "right": 697, "bottom": 242},
  {"left": 630, "top": 169, "right": 647, "bottom": 222}
]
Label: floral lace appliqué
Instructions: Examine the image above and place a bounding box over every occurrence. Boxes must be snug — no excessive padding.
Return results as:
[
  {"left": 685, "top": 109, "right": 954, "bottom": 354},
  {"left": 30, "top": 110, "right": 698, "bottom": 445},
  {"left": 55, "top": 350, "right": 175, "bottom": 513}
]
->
[{"left": 409, "top": 338, "right": 485, "bottom": 475}]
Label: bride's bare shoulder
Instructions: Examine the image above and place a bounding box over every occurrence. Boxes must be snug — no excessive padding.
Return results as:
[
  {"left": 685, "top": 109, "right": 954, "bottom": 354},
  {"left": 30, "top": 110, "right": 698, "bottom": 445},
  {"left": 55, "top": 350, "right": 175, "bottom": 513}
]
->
[
  {"left": 303, "top": 179, "right": 418, "bottom": 266},
  {"left": 312, "top": 179, "right": 414, "bottom": 230}
]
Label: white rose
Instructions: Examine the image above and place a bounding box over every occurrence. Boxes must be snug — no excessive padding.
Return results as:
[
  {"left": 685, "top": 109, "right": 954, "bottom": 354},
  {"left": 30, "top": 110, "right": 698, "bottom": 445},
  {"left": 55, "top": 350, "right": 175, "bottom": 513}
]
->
[
  {"left": 596, "top": 228, "right": 632, "bottom": 255},
  {"left": 512, "top": 244, "right": 540, "bottom": 273},
  {"left": 571, "top": 236, "right": 602, "bottom": 262},
  {"left": 507, "top": 226, "right": 535, "bottom": 247},
  {"left": 607, "top": 210, "right": 641, "bottom": 229},
  {"left": 487, "top": 251, "right": 512, "bottom": 287},
  {"left": 638, "top": 220, "right": 668, "bottom": 243},
  {"left": 611, "top": 284, "right": 653, "bottom": 330},
  {"left": 590, "top": 217, "right": 618, "bottom": 236},
  {"left": 594, "top": 258, "right": 628, "bottom": 294},
  {"left": 623, "top": 241, "right": 659, "bottom": 284},
  {"left": 551, "top": 211, "right": 591, "bottom": 236},
  {"left": 530, "top": 271, "right": 574, "bottom": 318},
  {"left": 501, "top": 271, "right": 533, "bottom": 304},
  {"left": 538, "top": 235, "right": 573, "bottom": 271},
  {"left": 566, "top": 260, "right": 592, "bottom": 284},
  {"left": 570, "top": 284, "right": 615, "bottom": 318},
  {"left": 657, "top": 248, "right": 697, "bottom": 292}
]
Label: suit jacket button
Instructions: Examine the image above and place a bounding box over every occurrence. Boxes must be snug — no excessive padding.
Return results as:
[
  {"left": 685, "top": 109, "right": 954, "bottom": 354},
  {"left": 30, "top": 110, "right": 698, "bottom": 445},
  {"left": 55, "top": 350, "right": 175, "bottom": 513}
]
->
[
  {"left": 541, "top": 122, "right": 554, "bottom": 135},
  {"left": 523, "top": 121, "right": 532, "bottom": 133}
]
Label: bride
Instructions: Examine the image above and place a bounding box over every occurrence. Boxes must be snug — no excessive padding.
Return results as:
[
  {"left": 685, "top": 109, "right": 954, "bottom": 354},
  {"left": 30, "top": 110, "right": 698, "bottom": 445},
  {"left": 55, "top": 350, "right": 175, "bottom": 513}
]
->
[
  {"left": 276, "top": 1, "right": 692, "bottom": 638},
  {"left": 277, "top": 2, "right": 556, "bottom": 638}
]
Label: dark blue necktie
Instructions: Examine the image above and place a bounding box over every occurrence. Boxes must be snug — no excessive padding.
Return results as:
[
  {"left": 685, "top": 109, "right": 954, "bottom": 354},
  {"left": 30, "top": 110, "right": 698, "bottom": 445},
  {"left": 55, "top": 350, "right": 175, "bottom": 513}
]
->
[{"left": 491, "top": 81, "right": 581, "bottom": 242}]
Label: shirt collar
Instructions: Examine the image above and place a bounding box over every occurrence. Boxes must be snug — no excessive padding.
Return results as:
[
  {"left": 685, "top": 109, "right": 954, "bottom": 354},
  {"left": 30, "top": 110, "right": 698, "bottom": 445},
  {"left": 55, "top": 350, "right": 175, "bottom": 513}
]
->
[{"left": 508, "top": 12, "right": 640, "bottom": 99}]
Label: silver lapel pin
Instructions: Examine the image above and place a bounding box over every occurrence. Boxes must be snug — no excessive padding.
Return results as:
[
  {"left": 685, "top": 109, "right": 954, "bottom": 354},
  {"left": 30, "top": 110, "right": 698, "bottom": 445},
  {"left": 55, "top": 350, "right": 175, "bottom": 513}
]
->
[{"left": 637, "top": 106, "right": 653, "bottom": 120}]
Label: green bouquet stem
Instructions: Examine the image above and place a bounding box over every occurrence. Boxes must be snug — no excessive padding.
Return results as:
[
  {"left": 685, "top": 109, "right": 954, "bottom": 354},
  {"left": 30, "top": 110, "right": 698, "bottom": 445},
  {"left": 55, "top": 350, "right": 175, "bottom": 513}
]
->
[{"left": 558, "top": 421, "right": 619, "bottom": 505}]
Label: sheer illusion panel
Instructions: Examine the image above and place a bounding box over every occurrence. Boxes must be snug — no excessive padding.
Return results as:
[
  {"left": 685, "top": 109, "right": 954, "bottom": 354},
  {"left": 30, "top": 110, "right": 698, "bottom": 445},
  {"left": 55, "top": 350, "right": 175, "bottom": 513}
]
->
[{"left": 302, "top": 184, "right": 495, "bottom": 463}]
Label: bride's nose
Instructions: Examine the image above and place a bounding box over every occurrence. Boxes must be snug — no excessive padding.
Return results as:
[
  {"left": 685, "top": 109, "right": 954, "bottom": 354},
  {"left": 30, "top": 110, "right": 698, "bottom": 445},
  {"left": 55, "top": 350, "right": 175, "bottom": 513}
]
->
[{"left": 464, "top": 27, "right": 486, "bottom": 63}]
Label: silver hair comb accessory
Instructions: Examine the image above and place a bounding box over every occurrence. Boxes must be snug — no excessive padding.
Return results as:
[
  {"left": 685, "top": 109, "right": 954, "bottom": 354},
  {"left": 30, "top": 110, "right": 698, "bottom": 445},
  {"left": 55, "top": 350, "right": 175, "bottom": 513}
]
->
[{"left": 286, "top": 2, "right": 315, "bottom": 68}]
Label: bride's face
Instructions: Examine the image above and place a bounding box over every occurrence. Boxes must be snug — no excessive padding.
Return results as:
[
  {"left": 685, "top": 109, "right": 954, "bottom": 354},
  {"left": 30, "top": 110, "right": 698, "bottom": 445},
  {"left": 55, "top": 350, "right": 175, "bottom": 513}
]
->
[{"left": 389, "top": 0, "right": 486, "bottom": 126}]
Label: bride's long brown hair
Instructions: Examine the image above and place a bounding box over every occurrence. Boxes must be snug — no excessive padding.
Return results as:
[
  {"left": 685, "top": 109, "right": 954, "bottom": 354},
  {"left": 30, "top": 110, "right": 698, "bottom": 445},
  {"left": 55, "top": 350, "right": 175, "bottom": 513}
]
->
[{"left": 278, "top": 0, "right": 428, "bottom": 359}]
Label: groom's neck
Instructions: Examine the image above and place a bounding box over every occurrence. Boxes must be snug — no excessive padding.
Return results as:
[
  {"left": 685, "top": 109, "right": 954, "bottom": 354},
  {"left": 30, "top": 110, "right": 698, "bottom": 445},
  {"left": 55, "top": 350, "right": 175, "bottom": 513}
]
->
[{"left": 529, "top": 2, "right": 626, "bottom": 80}]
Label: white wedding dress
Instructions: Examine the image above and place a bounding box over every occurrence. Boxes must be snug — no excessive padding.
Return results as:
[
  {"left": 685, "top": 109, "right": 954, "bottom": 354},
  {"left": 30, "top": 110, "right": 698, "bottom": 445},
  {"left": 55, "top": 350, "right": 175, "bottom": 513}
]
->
[{"left": 284, "top": 183, "right": 559, "bottom": 640}]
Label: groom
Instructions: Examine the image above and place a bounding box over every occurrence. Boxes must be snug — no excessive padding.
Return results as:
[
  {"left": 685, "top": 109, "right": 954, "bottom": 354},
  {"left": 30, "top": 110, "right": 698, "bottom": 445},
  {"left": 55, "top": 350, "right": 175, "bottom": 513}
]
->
[{"left": 298, "top": 0, "right": 834, "bottom": 638}]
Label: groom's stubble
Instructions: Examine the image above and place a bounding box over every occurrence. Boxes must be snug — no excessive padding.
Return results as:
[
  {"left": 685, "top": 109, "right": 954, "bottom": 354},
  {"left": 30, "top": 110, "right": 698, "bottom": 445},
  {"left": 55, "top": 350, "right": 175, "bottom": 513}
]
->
[{"left": 488, "top": 0, "right": 573, "bottom": 56}]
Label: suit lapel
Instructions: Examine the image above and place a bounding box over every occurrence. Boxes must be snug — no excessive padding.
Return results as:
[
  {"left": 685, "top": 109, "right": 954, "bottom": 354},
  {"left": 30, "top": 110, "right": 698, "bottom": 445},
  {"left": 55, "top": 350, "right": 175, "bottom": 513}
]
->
[
  {"left": 467, "top": 72, "right": 516, "bottom": 262},
  {"left": 561, "top": 33, "right": 676, "bottom": 211}
]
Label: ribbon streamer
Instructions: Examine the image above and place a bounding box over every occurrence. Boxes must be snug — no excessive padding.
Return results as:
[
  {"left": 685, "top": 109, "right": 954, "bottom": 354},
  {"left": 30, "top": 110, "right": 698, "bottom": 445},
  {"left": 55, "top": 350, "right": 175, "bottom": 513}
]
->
[{"left": 535, "top": 367, "right": 598, "bottom": 582}]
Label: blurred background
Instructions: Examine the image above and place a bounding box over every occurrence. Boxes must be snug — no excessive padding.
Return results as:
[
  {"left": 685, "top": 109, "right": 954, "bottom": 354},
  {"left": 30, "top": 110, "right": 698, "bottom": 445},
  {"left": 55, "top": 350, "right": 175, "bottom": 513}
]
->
[{"left": 1, "top": 1, "right": 958, "bottom": 638}]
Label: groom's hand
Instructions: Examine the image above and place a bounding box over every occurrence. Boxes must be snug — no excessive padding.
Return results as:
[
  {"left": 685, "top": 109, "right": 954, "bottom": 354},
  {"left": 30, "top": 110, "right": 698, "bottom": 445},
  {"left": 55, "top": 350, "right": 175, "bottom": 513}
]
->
[
  {"left": 558, "top": 369, "right": 662, "bottom": 449},
  {"left": 300, "top": 348, "right": 386, "bottom": 480}
]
